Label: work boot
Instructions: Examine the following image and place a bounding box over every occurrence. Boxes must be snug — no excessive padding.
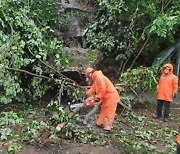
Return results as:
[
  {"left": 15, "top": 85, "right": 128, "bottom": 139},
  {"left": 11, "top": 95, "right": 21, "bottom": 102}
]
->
[
  {"left": 96, "top": 124, "right": 103, "bottom": 129},
  {"left": 102, "top": 129, "right": 111, "bottom": 134},
  {"left": 152, "top": 115, "right": 161, "bottom": 119},
  {"left": 163, "top": 118, "right": 168, "bottom": 122}
]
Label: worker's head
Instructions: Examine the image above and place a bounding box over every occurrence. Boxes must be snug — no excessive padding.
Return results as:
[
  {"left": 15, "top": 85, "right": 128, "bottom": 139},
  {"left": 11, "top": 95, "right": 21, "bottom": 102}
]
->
[
  {"left": 85, "top": 67, "right": 94, "bottom": 78},
  {"left": 164, "top": 66, "right": 171, "bottom": 74},
  {"left": 85, "top": 67, "right": 94, "bottom": 85},
  {"left": 162, "top": 63, "right": 173, "bottom": 74}
]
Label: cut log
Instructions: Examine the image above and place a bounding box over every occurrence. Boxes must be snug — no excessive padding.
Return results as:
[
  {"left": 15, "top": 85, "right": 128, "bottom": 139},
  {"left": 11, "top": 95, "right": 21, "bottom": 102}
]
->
[{"left": 56, "top": 106, "right": 82, "bottom": 132}]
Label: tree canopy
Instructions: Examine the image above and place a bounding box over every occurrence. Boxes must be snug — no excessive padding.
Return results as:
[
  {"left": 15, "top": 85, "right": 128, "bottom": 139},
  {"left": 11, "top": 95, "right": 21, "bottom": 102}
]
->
[
  {"left": 86, "top": 0, "right": 180, "bottom": 72},
  {"left": 0, "top": 0, "right": 69, "bottom": 104}
]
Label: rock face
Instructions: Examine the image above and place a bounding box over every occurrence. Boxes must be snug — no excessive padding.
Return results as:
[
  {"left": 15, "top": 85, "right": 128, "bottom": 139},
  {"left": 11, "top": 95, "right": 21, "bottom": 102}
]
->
[
  {"left": 62, "top": 47, "right": 100, "bottom": 84},
  {"left": 56, "top": 0, "right": 110, "bottom": 84},
  {"left": 58, "top": 0, "right": 96, "bottom": 48},
  {"left": 58, "top": 0, "right": 120, "bottom": 80},
  {"left": 63, "top": 47, "right": 99, "bottom": 72},
  {"left": 57, "top": 0, "right": 99, "bottom": 82}
]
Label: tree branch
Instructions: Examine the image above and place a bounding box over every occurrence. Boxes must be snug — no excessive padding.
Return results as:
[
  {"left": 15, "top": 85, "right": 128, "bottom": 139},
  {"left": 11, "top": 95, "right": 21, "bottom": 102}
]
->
[
  {"left": 6, "top": 67, "right": 51, "bottom": 80},
  {"left": 27, "top": 47, "right": 84, "bottom": 89},
  {"left": 58, "top": 80, "right": 65, "bottom": 105},
  {"left": 129, "top": 36, "right": 150, "bottom": 69},
  {"left": 119, "top": 5, "right": 139, "bottom": 73},
  {"left": 161, "top": 0, "right": 172, "bottom": 13},
  {"left": 28, "top": 47, "right": 63, "bottom": 77}
]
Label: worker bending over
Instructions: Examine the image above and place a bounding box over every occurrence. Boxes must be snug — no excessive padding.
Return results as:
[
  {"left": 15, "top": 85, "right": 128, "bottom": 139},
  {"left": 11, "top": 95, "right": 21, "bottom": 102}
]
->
[{"left": 85, "top": 67, "right": 120, "bottom": 133}]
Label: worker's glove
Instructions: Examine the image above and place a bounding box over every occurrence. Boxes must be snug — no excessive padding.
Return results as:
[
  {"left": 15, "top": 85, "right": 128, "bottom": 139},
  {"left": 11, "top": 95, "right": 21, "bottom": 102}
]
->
[
  {"left": 95, "top": 97, "right": 100, "bottom": 102},
  {"left": 173, "top": 94, "right": 176, "bottom": 99}
]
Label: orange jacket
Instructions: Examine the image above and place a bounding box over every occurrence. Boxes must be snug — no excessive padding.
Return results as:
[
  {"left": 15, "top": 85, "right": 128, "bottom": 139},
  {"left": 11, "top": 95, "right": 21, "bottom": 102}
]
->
[
  {"left": 86, "top": 71, "right": 120, "bottom": 103},
  {"left": 177, "top": 134, "right": 180, "bottom": 144},
  {"left": 157, "top": 64, "right": 178, "bottom": 102}
]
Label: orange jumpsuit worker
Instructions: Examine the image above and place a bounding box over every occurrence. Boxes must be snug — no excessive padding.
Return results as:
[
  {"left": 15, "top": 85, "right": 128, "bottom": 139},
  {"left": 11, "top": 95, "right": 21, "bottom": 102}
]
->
[
  {"left": 153, "top": 63, "right": 178, "bottom": 122},
  {"left": 85, "top": 67, "right": 120, "bottom": 133},
  {"left": 177, "top": 127, "right": 180, "bottom": 154}
]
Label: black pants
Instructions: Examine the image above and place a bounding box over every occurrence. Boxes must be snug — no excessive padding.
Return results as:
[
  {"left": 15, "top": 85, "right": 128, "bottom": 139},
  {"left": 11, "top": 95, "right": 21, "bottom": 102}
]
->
[
  {"left": 177, "top": 143, "right": 180, "bottom": 154},
  {"left": 156, "top": 100, "right": 170, "bottom": 119}
]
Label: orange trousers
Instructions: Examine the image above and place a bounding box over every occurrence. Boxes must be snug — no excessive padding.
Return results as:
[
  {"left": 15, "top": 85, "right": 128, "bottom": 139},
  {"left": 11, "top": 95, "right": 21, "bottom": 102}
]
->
[{"left": 96, "top": 99, "right": 118, "bottom": 130}]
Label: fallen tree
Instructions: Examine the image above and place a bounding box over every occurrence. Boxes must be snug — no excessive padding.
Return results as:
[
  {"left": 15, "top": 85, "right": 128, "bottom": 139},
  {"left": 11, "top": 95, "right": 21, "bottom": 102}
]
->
[{"left": 0, "top": 0, "right": 83, "bottom": 105}]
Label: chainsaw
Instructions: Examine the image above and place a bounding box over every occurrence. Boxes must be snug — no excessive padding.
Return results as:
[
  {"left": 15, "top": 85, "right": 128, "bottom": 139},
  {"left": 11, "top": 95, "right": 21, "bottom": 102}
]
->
[
  {"left": 69, "top": 95, "right": 131, "bottom": 111},
  {"left": 69, "top": 96, "right": 99, "bottom": 110}
]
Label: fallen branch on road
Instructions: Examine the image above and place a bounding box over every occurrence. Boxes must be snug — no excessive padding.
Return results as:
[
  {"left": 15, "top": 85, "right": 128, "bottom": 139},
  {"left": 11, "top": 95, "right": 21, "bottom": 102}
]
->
[{"left": 56, "top": 106, "right": 83, "bottom": 131}]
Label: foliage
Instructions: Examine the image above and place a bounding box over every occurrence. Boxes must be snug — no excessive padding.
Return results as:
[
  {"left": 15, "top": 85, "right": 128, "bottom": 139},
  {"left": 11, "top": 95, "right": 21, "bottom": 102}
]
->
[
  {"left": 0, "top": 111, "right": 23, "bottom": 126},
  {"left": 120, "top": 66, "right": 158, "bottom": 93},
  {"left": 0, "top": 108, "right": 59, "bottom": 152},
  {"left": 123, "top": 111, "right": 146, "bottom": 127},
  {"left": 28, "top": 0, "right": 68, "bottom": 31},
  {"left": 46, "top": 100, "right": 69, "bottom": 125},
  {"left": 0, "top": 1, "right": 179, "bottom": 153},
  {"left": 150, "top": 14, "right": 180, "bottom": 39},
  {"left": 119, "top": 96, "right": 132, "bottom": 109},
  {"left": 0, "top": 103, "right": 178, "bottom": 153},
  {"left": 86, "top": 0, "right": 180, "bottom": 72},
  {"left": 87, "top": 50, "right": 99, "bottom": 66},
  {"left": 24, "top": 120, "right": 51, "bottom": 142},
  {"left": 0, "top": 127, "right": 12, "bottom": 140},
  {"left": 0, "top": 0, "right": 69, "bottom": 104},
  {"left": 0, "top": 105, "right": 106, "bottom": 153},
  {"left": 7, "top": 144, "right": 22, "bottom": 154},
  {"left": 64, "top": 124, "right": 106, "bottom": 146},
  {"left": 114, "top": 111, "right": 178, "bottom": 153}
]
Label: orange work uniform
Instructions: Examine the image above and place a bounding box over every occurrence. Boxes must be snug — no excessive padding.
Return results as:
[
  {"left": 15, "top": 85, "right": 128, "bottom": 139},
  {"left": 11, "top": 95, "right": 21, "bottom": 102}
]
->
[
  {"left": 177, "top": 133, "right": 180, "bottom": 153},
  {"left": 86, "top": 71, "right": 120, "bottom": 130},
  {"left": 157, "top": 64, "right": 178, "bottom": 102},
  {"left": 177, "top": 134, "right": 180, "bottom": 144}
]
